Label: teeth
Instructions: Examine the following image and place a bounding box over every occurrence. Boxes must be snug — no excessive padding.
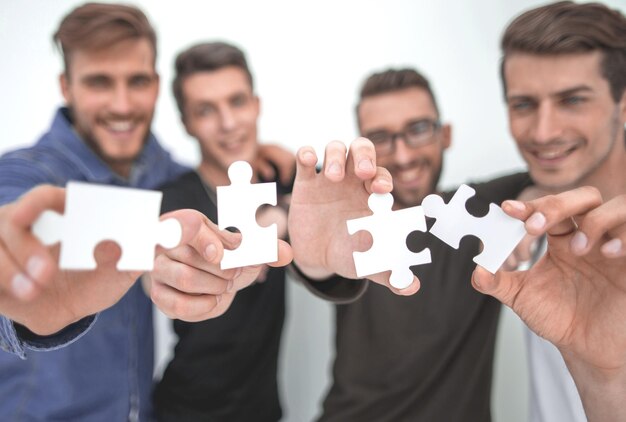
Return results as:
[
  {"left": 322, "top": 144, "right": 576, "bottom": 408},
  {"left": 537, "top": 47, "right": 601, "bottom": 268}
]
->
[
  {"left": 536, "top": 149, "right": 568, "bottom": 159},
  {"left": 107, "top": 121, "right": 134, "bottom": 132}
]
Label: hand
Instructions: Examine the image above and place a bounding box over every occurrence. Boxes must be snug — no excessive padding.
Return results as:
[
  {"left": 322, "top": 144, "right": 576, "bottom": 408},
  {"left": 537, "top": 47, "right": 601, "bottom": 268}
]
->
[
  {"left": 148, "top": 209, "right": 292, "bottom": 322},
  {"left": 0, "top": 185, "right": 143, "bottom": 335},
  {"left": 254, "top": 143, "right": 296, "bottom": 186},
  {"left": 288, "top": 138, "right": 420, "bottom": 295},
  {"left": 472, "top": 187, "right": 626, "bottom": 422}
]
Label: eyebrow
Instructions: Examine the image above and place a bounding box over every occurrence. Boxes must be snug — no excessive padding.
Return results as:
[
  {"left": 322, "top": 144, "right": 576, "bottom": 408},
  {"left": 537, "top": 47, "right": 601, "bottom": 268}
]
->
[{"left": 507, "top": 85, "right": 594, "bottom": 102}]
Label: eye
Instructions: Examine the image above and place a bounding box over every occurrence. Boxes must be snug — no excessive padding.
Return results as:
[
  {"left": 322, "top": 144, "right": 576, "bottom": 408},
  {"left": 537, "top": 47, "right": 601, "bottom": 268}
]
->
[
  {"left": 83, "top": 76, "right": 111, "bottom": 89},
  {"left": 509, "top": 99, "right": 535, "bottom": 112},
  {"left": 194, "top": 104, "right": 216, "bottom": 117},
  {"left": 129, "top": 75, "right": 152, "bottom": 88},
  {"left": 561, "top": 95, "right": 587, "bottom": 106},
  {"left": 230, "top": 94, "right": 249, "bottom": 108},
  {"left": 406, "top": 120, "right": 431, "bottom": 136},
  {"left": 366, "top": 132, "right": 390, "bottom": 144}
]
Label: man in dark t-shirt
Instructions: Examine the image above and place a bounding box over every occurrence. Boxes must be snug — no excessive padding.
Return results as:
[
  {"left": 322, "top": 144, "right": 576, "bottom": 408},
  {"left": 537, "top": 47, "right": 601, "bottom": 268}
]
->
[
  {"left": 153, "top": 42, "right": 292, "bottom": 422},
  {"left": 297, "top": 68, "right": 532, "bottom": 421}
]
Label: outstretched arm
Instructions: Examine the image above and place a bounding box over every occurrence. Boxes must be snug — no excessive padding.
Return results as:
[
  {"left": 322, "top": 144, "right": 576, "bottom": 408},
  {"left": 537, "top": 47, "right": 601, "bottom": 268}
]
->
[{"left": 472, "top": 186, "right": 626, "bottom": 422}]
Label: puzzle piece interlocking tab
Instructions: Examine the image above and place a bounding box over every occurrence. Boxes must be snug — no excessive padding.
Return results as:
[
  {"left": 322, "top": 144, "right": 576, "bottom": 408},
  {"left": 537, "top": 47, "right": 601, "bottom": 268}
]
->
[
  {"left": 346, "top": 193, "right": 431, "bottom": 289},
  {"left": 422, "top": 184, "right": 527, "bottom": 273},
  {"left": 217, "top": 160, "right": 278, "bottom": 269},
  {"left": 32, "top": 181, "right": 182, "bottom": 271}
]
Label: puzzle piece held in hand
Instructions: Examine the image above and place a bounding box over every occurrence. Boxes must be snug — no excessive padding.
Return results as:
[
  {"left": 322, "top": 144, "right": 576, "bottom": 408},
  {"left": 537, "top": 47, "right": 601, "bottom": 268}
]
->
[
  {"left": 346, "top": 193, "right": 431, "bottom": 289},
  {"left": 422, "top": 184, "right": 526, "bottom": 273},
  {"left": 33, "top": 181, "right": 181, "bottom": 271},
  {"left": 217, "top": 160, "right": 277, "bottom": 269}
]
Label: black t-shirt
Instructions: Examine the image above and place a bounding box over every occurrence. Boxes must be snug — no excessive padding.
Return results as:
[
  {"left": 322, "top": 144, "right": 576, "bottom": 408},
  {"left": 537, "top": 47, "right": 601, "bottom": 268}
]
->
[
  {"left": 153, "top": 170, "right": 289, "bottom": 422},
  {"left": 311, "top": 172, "right": 532, "bottom": 422}
]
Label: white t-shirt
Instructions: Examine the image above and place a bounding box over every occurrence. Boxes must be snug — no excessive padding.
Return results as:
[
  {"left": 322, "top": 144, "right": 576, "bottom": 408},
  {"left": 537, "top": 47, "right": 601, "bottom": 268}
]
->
[{"left": 526, "top": 237, "right": 586, "bottom": 422}]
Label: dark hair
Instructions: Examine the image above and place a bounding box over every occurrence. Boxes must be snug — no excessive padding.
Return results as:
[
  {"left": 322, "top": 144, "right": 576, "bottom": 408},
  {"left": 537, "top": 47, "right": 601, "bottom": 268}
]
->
[
  {"left": 500, "top": 1, "right": 626, "bottom": 102},
  {"left": 53, "top": 2, "right": 157, "bottom": 77},
  {"left": 172, "top": 42, "right": 254, "bottom": 118},
  {"left": 356, "top": 68, "right": 440, "bottom": 122}
]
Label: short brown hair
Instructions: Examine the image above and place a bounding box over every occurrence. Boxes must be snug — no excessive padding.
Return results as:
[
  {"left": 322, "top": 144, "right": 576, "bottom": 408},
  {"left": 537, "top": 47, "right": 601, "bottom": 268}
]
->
[
  {"left": 53, "top": 2, "right": 157, "bottom": 76},
  {"left": 501, "top": 1, "right": 626, "bottom": 102},
  {"left": 356, "top": 68, "right": 440, "bottom": 125},
  {"left": 172, "top": 42, "right": 254, "bottom": 119}
]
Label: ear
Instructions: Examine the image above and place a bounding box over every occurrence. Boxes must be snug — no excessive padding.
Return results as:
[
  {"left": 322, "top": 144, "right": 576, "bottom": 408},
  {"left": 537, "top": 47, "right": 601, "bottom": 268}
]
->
[
  {"left": 59, "top": 73, "right": 70, "bottom": 104},
  {"left": 441, "top": 123, "right": 452, "bottom": 150}
]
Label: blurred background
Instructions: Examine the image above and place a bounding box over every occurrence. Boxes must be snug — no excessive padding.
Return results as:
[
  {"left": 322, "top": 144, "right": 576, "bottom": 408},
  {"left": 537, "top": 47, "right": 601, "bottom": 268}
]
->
[{"left": 2, "top": 1, "right": 624, "bottom": 420}]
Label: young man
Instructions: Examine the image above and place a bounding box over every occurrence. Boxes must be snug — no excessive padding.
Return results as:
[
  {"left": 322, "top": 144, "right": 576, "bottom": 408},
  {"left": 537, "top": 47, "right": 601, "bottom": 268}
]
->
[
  {"left": 152, "top": 42, "right": 293, "bottom": 421},
  {"left": 0, "top": 5, "right": 290, "bottom": 421},
  {"left": 298, "top": 69, "right": 531, "bottom": 421},
  {"left": 498, "top": 2, "right": 626, "bottom": 421}
]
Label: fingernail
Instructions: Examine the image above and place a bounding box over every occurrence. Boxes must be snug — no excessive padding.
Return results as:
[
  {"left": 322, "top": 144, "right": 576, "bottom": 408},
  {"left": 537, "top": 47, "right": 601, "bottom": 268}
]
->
[
  {"left": 326, "top": 162, "right": 341, "bottom": 175},
  {"left": 601, "top": 238, "right": 622, "bottom": 256},
  {"left": 504, "top": 200, "right": 526, "bottom": 212},
  {"left": 472, "top": 273, "right": 481, "bottom": 290},
  {"left": 26, "top": 256, "right": 46, "bottom": 280},
  {"left": 526, "top": 212, "right": 546, "bottom": 231},
  {"left": 12, "top": 273, "right": 35, "bottom": 299},
  {"left": 205, "top": 244, "right": 217, "bottom": 261},
  {"left": 377, "top": 178, "right": 392, "bottom": 188},
  {"left": 570, "top": 231, "right": 588, "bottom": 254},
  {"left": 302, "top": 151, "right": 316, "bottom": 163},
  {"left": 358, "top": 159, "right": 374, "bottom": 171}
]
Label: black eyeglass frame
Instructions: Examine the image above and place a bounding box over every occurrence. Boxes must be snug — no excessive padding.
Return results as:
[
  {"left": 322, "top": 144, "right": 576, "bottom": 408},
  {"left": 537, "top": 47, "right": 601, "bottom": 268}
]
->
[{"left": 365, "top": 118, "right": 442, "bottom": 156}]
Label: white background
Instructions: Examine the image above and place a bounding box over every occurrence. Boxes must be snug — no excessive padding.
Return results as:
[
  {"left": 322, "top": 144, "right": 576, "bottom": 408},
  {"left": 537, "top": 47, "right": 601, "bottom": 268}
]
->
[{"left": 2, "top": 1, "right": 625, "bottom": 421}]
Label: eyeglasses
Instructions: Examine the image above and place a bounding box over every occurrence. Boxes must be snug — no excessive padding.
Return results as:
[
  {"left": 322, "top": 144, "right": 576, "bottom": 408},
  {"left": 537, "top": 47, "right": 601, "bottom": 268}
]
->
[{"left": 365, "top": 119, "right": 441, "bottom": 156}]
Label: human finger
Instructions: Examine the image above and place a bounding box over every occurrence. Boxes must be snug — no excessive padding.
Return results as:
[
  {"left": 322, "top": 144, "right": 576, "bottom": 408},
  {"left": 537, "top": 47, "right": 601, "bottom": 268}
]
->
[
  {"left": 504, "top": 186, "right": 603, "bottom": 237},
  {"left": 323, "top": 140, "right": 347, "bottom": 182},
  {"left": 346, "top": 137, "right": 377, "bottom": 180},
  {"left": 151, "top": 278, "right": 235, "bottom": 322},
  {"left": 151, "top": 252, "right": 235, "bottom": 295},
  {"left": 471, "top": 265, "right": 520, "bottom": 309},
  {"left": 363, "top": 166, "right": 393, "bottom": 195},
  {"left": 294, "top": 146, "right": 319, "bottom": 183},
  {"left": 266, "top": 239, "right": 293, "bottom": 268},
  {"left": 0, "top": 185, "right": 65, "bottom": 289},
  {"left": 570, "top": 194, "right": 626, "bottom": 256}
]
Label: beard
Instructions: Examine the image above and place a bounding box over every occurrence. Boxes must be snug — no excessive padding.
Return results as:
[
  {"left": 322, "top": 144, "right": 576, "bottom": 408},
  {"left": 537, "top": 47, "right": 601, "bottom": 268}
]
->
[{"left": 389, "top": 153, "right": 443, "bottom": 209}]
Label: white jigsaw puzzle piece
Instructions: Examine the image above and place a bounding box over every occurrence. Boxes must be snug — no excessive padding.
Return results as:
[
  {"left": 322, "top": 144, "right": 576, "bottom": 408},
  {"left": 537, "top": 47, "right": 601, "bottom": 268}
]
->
[
  {"left": 32, "top": 181, "right": 182, "bottom": 271},
  {"left": 217, "top": 160, "right": 278, "bottom": 269},
  {"left": 422, "top": 184, "right": 527, "bottom": 273},
  {"left": 346, "top": 193, "right": 431, "bottom": 289}
]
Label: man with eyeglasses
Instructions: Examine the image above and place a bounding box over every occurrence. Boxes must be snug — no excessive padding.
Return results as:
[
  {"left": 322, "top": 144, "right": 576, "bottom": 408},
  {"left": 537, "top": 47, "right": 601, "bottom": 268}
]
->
[{"left": 294, "top": 68, "right": 532, "bottom": 421}]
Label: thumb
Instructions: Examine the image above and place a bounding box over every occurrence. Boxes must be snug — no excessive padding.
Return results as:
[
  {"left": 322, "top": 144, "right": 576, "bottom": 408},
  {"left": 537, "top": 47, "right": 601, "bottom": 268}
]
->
[
  {"left": 471, "top": 266, "right": 520, "bottom": 309},
  {"left": 267, "top": 239, "right": 293, "bottom": 268}
]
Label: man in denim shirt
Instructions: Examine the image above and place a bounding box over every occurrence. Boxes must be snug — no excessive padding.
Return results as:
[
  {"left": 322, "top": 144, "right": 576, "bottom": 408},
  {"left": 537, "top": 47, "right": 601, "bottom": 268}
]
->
[{"left": 0, "top": 3, "right": 186, "bottom": 421}]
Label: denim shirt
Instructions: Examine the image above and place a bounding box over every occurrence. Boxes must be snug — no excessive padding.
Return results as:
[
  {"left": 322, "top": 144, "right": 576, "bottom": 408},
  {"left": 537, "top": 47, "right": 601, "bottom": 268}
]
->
[{"left": 0, "top": 108, "right": 188, "bottom": 421}]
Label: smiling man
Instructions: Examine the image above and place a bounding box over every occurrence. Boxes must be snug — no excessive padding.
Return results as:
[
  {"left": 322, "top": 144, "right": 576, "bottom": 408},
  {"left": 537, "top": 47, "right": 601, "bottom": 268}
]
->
[
  {"left": 0, "top": 4, "right": 192, "bottom": 421},
  {"left": 499, "top": 2, "right": 626, "bottom": 421},
  {"left": 152, "top": 42, "right": 293, "bottom": 421}
]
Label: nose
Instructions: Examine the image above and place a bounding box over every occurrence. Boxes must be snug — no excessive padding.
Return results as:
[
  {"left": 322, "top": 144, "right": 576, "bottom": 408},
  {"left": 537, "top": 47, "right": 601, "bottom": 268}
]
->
[
  {"left": 532, "top": 102, "right": 563, "bottom": 143},
  {"left": 110, "top": 85, "right": 132, "bottom": 115},
  {"left": 392, "top": 135, "right": 412, "bottom": 165},
  {"left": 219, "top": 107, "right": 236, "bottom": 132}
]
